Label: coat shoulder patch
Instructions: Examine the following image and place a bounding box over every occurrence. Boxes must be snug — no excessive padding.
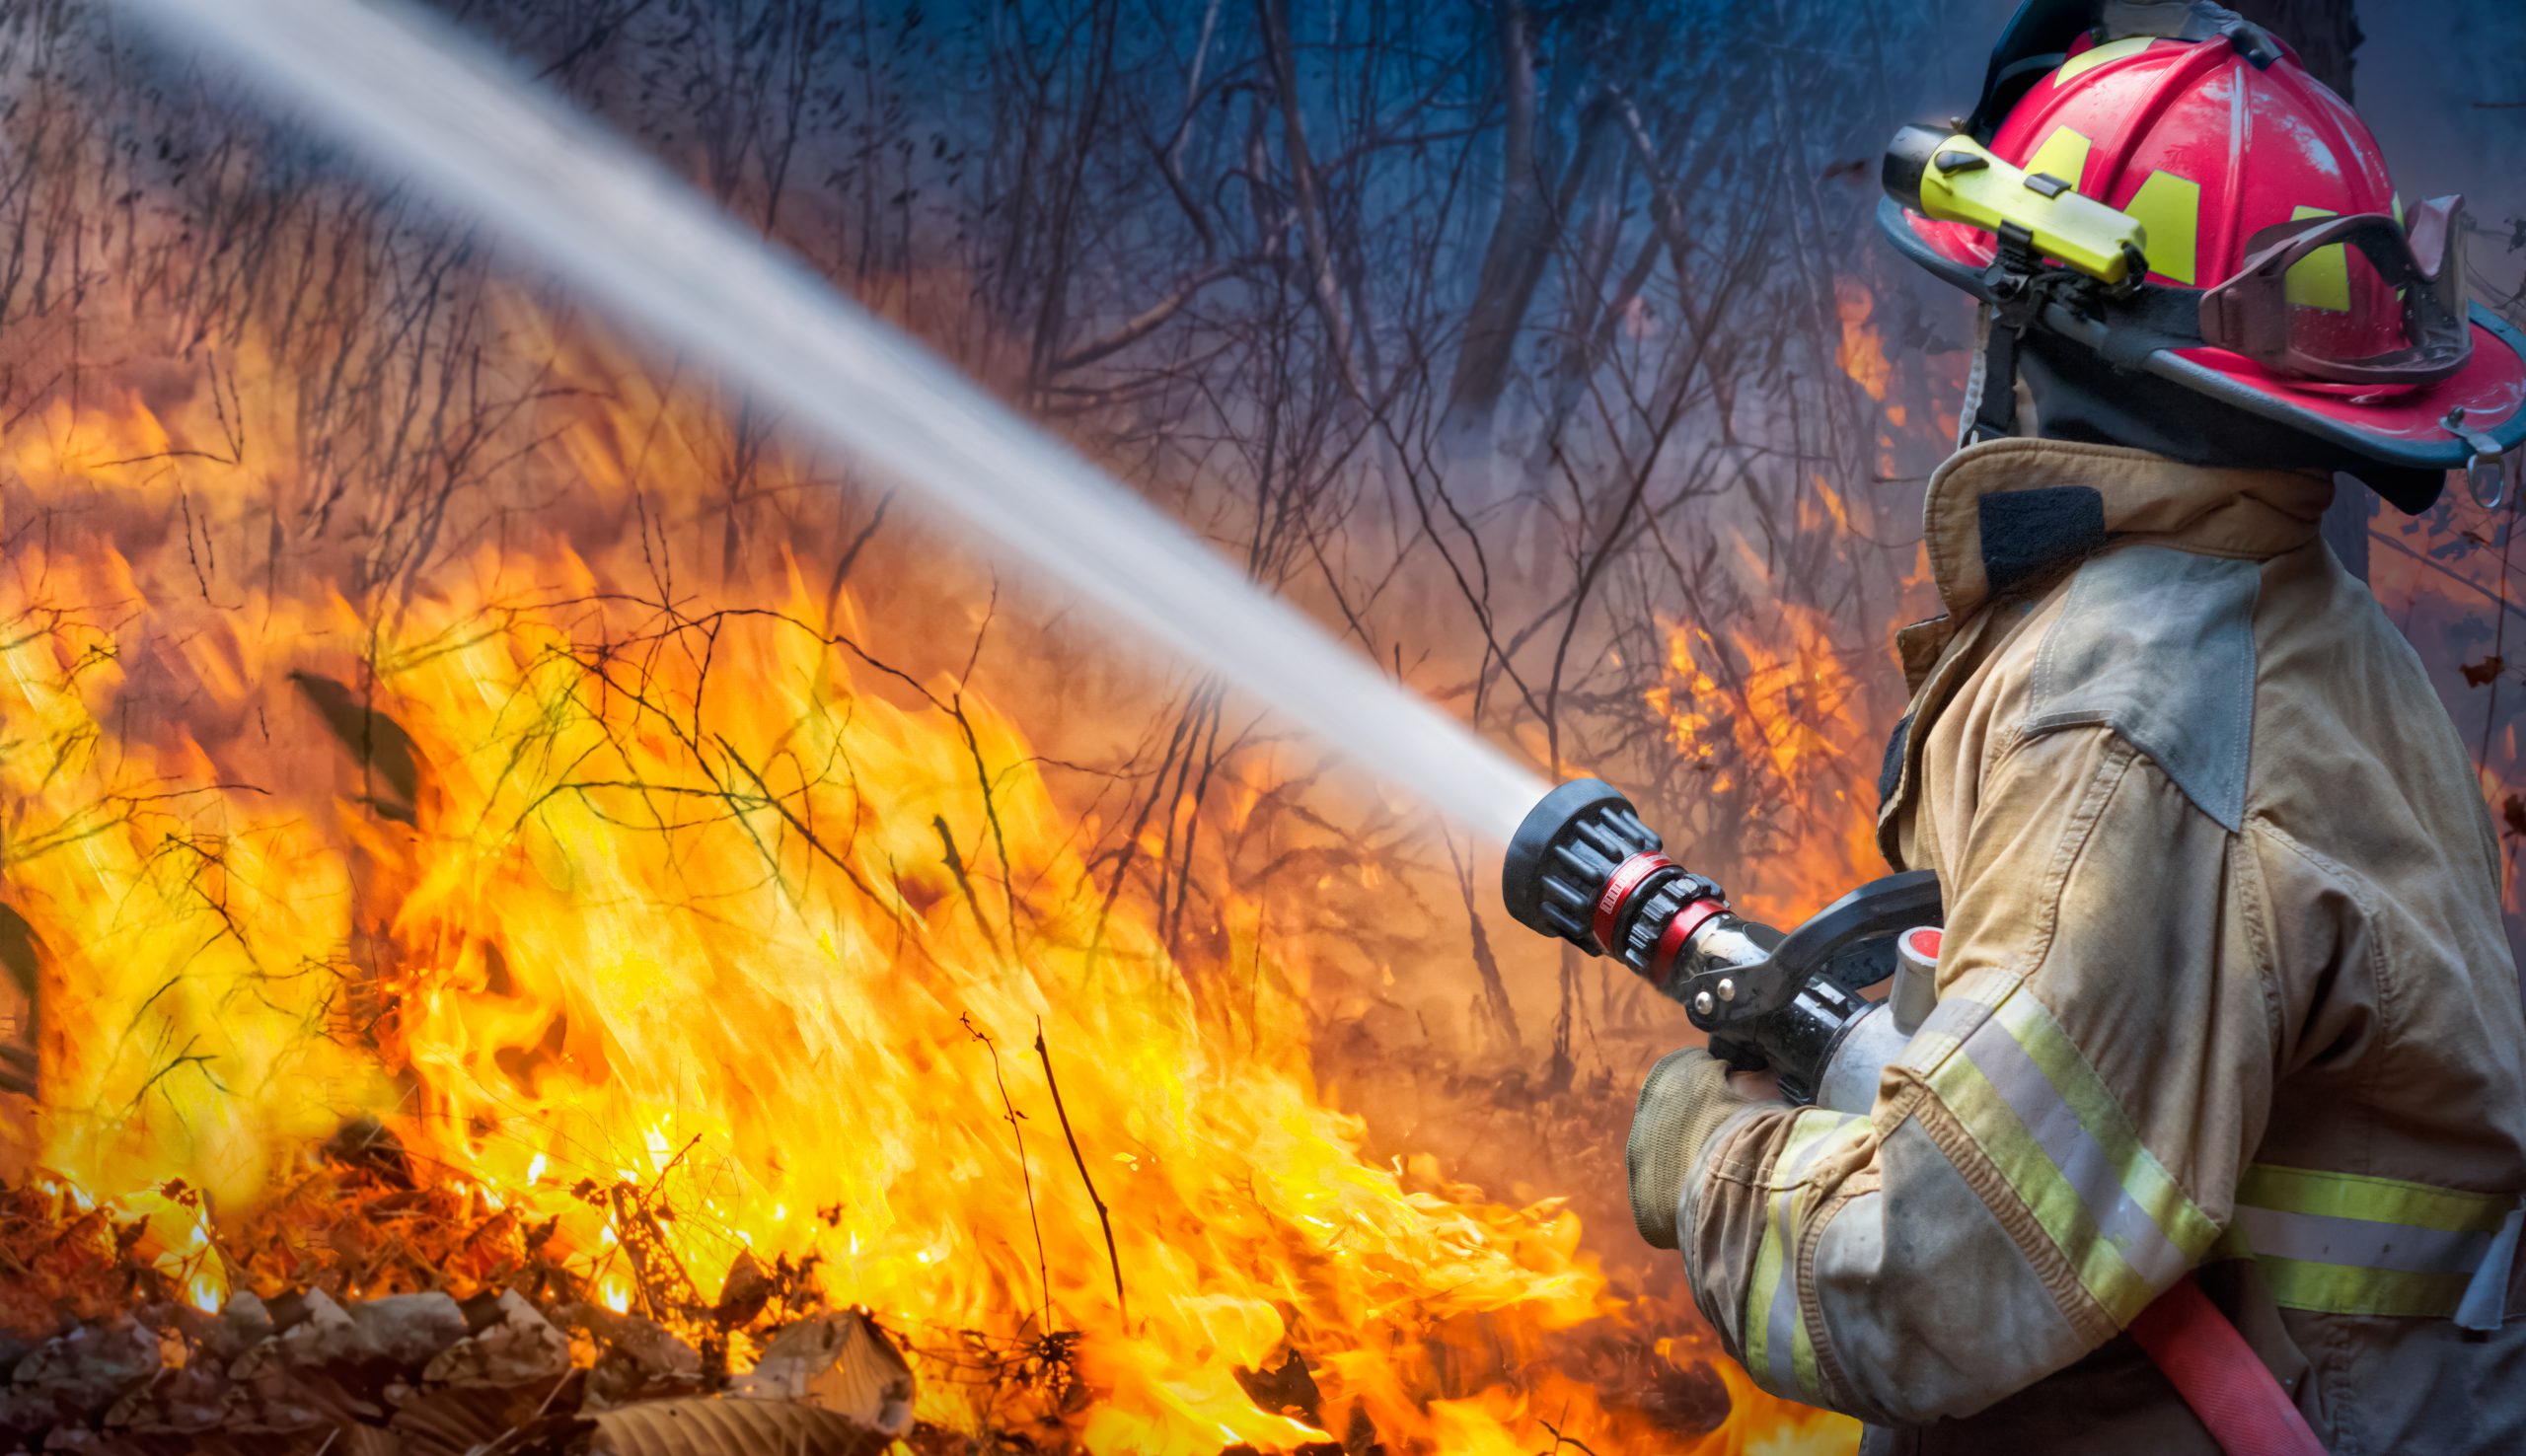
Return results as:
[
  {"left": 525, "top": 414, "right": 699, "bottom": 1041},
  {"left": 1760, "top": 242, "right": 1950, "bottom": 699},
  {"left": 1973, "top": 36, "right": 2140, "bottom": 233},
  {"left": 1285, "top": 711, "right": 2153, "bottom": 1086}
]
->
[{"left": 2023, "top": 545, "right": 2259, "bottom": 832}]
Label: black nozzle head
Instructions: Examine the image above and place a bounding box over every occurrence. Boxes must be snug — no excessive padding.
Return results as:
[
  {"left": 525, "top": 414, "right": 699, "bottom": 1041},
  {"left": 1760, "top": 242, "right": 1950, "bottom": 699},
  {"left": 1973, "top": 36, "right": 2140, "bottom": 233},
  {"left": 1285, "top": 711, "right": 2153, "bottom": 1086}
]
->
[
  {"left": 1882, "top": 122, "right": 1950, "bottom": 215},
  {"left": 1502, "top": 777, "right": 1660, "bottom": 949}
]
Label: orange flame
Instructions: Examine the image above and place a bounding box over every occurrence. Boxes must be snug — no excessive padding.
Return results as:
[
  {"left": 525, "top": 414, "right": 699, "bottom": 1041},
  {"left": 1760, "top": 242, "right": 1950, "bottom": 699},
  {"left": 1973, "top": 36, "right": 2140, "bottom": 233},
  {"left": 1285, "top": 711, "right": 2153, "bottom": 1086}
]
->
[
  {"left": 1642, "top": 597, "right": 1884, "bottom": 916},
  {"left": 1834, "top": 282, "right": 1892, "bottom": 404},
  {"left": 0, "top": 328, "right": 1849, "bottom": 1451}
]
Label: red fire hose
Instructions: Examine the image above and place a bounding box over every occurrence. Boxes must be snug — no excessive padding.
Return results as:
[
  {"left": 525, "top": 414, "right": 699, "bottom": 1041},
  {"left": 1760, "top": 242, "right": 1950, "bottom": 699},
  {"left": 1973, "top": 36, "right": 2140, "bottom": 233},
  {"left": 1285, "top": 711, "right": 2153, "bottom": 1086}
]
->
[{"left": 2128, "top": 1275, "right": 2329, "bottom": 1456}]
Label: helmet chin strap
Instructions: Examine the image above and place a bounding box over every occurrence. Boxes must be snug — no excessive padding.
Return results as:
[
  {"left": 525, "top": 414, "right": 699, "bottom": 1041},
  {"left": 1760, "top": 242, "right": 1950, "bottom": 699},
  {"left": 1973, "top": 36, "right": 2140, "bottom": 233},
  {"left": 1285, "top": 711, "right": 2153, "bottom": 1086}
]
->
[
  {"left": 1956, "top": 306, "right": 1994, "bottom": 452},
  {"left": 2000, "top": 325, "right": 2452, "bottom": 514},
  {"left": 1963, "top": 302, "right": 2033, "bottom": 449}
]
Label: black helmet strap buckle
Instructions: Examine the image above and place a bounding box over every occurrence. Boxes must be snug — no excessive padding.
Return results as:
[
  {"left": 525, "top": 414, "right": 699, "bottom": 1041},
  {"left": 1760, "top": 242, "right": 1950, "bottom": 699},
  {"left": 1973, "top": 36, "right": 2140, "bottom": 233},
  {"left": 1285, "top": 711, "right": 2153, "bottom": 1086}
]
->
[{"left": 1965, "top": 226, "right": 2134, "bottom": 446}]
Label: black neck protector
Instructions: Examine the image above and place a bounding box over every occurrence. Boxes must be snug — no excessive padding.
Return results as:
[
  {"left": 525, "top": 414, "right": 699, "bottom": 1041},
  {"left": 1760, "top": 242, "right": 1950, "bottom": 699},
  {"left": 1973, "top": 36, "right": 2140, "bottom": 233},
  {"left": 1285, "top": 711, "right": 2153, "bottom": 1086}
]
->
[{"left": 2010, "top": 325, "right": 2448, "bottom": 514}]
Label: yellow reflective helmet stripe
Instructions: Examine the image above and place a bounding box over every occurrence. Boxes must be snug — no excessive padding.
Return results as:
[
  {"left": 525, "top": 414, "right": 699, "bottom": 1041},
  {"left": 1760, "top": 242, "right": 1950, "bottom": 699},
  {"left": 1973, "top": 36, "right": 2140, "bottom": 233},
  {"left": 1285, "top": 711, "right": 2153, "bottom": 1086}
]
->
[
  {"left": 2055, "top": 36, "right": 2158, "bottom": 86},
  {"left": 2285, "top": 205, "right": 2353, "bottom": 312},
  {"left": 2217, "top": 1163, "right": 2516, "bottom": 1317},
  {"left": 1743, "top": 1109, "right": 1865, "bottom": 1401},
  {"left": 1926, "top": 983, "right": 2221, "bottom": 1327},
  {"left": 2024, "top": 125, "right": 2096, "bottom": 194},
  {"left": 2121, "top": 171, "right": 2202, "bottom": 284}
]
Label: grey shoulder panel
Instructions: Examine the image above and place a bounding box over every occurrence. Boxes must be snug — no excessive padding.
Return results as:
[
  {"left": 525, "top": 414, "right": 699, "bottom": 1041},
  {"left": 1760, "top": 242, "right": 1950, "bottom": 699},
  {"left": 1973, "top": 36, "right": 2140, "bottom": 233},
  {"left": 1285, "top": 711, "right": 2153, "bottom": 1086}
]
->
[{"left": 2024, "top": 545, "right": 2259, "bottom": 832}]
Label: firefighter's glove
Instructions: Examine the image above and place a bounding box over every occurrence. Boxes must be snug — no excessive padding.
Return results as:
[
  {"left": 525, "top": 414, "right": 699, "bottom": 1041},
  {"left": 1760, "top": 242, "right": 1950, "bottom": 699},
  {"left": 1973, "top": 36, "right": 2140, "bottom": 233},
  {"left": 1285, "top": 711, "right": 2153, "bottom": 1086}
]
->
[{"left": 1627, "top": 1048, "right": 1777, "bottom": 1249}]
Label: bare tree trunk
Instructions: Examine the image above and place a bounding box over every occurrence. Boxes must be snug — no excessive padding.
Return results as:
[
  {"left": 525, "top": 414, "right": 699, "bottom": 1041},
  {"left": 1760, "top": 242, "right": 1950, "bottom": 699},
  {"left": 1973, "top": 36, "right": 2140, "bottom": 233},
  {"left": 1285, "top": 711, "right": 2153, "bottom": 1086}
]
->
[
  {"left": 2232, "top": 0, "right": 2361, "bottom": 95},
  {"left": 2234, "top": 0, "right": 2373, "bottom": 582},
  {"left": 1440, "top": 0, "right": 1555, "bottom": 452},
  {"left": 1255, "top": 0, "right": 1375, "bottom": 401}
]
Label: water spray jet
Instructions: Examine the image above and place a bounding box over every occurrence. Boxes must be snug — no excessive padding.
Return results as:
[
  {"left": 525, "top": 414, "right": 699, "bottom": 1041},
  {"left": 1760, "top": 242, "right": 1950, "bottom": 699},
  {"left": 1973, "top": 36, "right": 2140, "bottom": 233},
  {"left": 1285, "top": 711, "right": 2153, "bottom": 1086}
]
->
[
  {"left": 113, "top": 0, "right": 1951, "bottom": 1116},
  {"left": 114, "top": 0, "right": 1548, "bottom": 843}
]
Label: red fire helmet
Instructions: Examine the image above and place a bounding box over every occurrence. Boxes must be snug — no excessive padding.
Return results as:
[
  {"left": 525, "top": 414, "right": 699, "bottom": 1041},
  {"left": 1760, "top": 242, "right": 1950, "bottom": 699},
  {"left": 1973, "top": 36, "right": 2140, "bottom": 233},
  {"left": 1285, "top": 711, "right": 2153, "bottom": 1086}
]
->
[{"left": 1878, "top": 0, "right": 2526, "bottom": 490}]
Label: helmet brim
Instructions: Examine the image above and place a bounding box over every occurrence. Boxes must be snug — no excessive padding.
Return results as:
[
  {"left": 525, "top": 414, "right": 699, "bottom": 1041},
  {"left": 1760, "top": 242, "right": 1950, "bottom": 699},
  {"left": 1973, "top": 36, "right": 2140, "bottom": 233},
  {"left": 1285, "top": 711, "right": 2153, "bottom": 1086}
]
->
[
  {"left": 2147, "top": 319, "right": 2526, "bottom": 472},
  {"left": 1878, "top": 196, "right": 2526, "bottom": 473}
]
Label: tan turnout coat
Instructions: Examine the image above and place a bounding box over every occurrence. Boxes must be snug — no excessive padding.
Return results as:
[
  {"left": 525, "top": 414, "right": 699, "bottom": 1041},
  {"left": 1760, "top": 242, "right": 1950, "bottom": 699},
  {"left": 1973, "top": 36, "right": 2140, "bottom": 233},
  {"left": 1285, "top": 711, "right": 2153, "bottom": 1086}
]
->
[{"left": 1676, "top": 438, "right": 2526, "bottom": 1453}]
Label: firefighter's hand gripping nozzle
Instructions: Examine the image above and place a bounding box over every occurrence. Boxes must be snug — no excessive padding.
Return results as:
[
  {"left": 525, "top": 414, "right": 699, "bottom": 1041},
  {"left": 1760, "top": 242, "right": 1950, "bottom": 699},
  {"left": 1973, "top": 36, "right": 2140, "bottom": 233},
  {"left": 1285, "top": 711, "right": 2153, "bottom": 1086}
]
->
[{"left": 1502, "top": 779, "right": 1944, "bottom": 1110}]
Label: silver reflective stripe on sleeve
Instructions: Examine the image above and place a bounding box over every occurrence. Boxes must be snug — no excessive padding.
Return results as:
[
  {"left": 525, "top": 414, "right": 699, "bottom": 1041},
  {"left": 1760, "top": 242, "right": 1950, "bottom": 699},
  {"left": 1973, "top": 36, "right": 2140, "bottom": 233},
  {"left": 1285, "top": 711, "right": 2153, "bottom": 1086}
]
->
[
  {"left": 1743, "top": 1110, "right": 1868, "bottom": 1401},
  {"left": 2224, "top": 1163, "right": 2521, "bottom": 1320},
  {"left": 1809, "top": 1122, "right": 2090, "bottom": 1423},
  {"left": 1962, "top": 1016, "right": 2196, "bottom": 1295},
  {"left": 1920, "top": 982, "right": 2220, "bottom": 1323},
  {"left": 2235, "top": 1204, "right": 2494, "bottom": 1276}
]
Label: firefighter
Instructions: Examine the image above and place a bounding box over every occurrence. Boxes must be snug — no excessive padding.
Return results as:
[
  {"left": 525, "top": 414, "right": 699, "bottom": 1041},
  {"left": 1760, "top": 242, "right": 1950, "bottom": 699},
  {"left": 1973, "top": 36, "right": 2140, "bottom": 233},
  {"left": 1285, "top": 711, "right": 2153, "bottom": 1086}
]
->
[{"left": 1623, "top": 2, "right": 2526, "bottom": 1451}]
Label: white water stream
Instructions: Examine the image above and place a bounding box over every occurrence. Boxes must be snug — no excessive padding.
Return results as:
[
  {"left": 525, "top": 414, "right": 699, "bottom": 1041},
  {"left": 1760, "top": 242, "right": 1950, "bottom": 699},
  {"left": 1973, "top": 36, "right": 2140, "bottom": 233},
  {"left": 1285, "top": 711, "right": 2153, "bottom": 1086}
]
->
[{"left": 114, "top": 0, "right": 1552, "bottom": 842}]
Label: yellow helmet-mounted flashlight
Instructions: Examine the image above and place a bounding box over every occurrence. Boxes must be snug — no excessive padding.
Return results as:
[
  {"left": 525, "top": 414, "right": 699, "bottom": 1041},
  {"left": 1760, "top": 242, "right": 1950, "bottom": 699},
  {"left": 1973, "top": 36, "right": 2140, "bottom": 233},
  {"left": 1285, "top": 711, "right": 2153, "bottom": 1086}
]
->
[{"left": 1883, "top": 123, "right": 2148, "bottom": 286}]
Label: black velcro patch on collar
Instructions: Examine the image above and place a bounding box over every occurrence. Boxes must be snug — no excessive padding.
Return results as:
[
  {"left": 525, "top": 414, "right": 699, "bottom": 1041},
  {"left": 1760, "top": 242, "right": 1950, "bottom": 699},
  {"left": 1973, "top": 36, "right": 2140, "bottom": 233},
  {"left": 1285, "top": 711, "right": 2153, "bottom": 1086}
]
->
[
  {"left": 1978, "top": 486, "right": 2108, "bottom": 596},
  {"left": 1878, "top": 712, "right": 1913, "bottom": 809}
]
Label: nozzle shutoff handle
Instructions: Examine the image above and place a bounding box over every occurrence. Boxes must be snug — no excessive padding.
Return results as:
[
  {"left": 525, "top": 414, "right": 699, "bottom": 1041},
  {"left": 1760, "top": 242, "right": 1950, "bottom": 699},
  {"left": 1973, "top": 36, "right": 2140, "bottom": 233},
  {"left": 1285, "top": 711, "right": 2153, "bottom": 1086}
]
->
[{"left": 1503, "top": 778, "right": 1944, "bottom": 1104}]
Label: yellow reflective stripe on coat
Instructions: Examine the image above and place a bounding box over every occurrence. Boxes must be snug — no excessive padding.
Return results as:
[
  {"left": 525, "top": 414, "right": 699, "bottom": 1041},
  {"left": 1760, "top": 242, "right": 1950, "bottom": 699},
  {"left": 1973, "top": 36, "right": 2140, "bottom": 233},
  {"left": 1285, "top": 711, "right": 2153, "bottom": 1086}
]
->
[
  {"left": 2223, "top": 1163, "right": 2515, "bottom": 1317},
  {"left": 1925, "top": 983, "right": 2221, "bottom": 1326},
  {"left": 1743, "top": 1110, "right": 1864, "bottom": 1401}
]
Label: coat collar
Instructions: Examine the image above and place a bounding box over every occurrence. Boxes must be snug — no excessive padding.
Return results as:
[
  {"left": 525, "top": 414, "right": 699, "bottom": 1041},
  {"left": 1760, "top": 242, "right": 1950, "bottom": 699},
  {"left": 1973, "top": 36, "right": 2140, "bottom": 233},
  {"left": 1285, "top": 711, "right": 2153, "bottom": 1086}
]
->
[
  {"left": 1880, "top": 439, "right": 2333, "bottom": 864},
  {"left": 1919, "top": 438, "right": 2335, "bottom": 626}
]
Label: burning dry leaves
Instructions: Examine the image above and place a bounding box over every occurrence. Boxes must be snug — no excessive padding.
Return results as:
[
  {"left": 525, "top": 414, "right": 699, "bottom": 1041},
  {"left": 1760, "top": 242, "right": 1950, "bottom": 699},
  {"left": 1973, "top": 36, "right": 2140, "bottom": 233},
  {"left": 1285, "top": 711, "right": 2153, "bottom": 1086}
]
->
[
  {"left": 0, "top": 547, "right": 1779, "bottom": 1452},
  {"left": 0, "top": 507, "right": 1863, "bottom": 1452},
  {"left": 0, "top": 1161, "right": 930, "bottom": 1456},
  {"left": 725, "top": 1313, "right": 913, "bottom": 1432},
  {"left": 1, "top": 1262, "right": 907, "bottom": 1455},
  {"left": 0, "top": 1148, "right": 1770, "bottom": 1456}
]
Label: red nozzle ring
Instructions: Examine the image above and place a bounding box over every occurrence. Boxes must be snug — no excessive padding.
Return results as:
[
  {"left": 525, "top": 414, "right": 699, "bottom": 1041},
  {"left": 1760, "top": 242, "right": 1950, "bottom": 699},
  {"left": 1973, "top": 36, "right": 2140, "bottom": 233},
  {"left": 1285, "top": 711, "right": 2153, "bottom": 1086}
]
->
[
  {"left": 1592, "top": 851, "right": 1677, "bottom": 954},
  {"left": 1647, "top": 899, "right": 1733, "bottom": 990}
]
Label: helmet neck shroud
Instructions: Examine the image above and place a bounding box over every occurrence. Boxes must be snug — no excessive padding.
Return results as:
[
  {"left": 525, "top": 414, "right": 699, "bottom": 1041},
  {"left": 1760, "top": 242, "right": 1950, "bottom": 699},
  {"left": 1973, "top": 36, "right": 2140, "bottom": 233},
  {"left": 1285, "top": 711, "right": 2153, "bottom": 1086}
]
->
[{"left": 2013, "top": 326, "right": 2447, "bottom": 514}]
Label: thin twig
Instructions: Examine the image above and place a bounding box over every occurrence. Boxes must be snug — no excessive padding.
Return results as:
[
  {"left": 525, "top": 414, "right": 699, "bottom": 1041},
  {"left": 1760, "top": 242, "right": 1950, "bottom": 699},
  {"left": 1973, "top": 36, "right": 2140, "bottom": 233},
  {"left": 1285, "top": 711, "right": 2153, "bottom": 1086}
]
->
[
  {"left": 964, "top": 1014, "right": 1053, "bottom": 1327},
  {"left": 2369, "top": 529, "right": 2526, "bottom": 627},
  {"left": 934, "top": 815, "right": 1007, "bottom": 960},
  {"left": 1033, "top": 1019, "right": 1126, "bottom": 1328}
]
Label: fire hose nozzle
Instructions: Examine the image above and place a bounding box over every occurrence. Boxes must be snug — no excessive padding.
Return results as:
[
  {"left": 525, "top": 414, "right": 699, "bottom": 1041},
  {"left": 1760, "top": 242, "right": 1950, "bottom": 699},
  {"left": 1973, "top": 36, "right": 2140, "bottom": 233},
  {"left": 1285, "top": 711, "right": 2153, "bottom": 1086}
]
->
[
  {"left": 1502, "top": 778, "right": 1731, "bottom": 996},
  {"left": 1502, "top": 778, "right": 1945, "bottom": 1106}
]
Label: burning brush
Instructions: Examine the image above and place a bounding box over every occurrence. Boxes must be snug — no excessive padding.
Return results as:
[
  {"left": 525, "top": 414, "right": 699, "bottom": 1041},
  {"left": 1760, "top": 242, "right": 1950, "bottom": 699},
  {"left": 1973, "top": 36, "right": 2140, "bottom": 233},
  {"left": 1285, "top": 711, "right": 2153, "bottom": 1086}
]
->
[
  {"left": 0, "top": 1198, "right": 922, "bottom": 1456},
  {"left": 1503, "top": 779, "right": 1944, "bottom": 1110}
]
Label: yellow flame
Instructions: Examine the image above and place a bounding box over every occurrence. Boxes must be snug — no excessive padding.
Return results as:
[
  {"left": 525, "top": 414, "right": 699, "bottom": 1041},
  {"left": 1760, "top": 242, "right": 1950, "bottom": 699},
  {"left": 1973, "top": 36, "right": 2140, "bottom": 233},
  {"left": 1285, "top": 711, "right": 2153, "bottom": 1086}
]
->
[
  {"left": 0, "top": 337, "right": 1826, "bottom": 1450},
  {"left": 1644, "top": 597, "right": 1883, "bottom": 913}
]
